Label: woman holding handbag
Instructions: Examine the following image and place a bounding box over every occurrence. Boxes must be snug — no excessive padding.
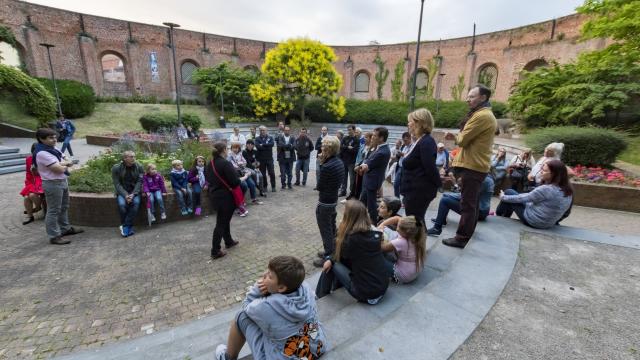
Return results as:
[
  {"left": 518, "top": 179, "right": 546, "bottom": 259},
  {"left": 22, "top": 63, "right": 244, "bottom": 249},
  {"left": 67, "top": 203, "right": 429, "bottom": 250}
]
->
[{"left": 205, "top": 142, "right": 241, "bottom": 259}]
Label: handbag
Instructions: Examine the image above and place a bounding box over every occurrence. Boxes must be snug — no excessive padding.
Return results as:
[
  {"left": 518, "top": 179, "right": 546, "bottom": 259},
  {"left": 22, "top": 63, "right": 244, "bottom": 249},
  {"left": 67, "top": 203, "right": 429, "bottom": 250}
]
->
[
  {"left": 510, "top": 167, "right": 524, "bottom": 180},
  {"left": 211, "top": 160, "right": 245, "bottom": 207}
]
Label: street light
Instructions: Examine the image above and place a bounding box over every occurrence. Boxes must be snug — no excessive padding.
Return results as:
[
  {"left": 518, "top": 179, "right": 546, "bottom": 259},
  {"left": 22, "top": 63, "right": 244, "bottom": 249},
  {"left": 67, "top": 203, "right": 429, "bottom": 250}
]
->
[
  {"left": 409, "top": 0, "right": 426, "bottom": 112},
  {"left": 163, "top": 22, "right": 182, "bottom": 124},
  {"left": 219, "top": 70, "right": 225, "bottom": 128},
  {"left": 39, "top": 43, "right": 63, "bottom": 116}
]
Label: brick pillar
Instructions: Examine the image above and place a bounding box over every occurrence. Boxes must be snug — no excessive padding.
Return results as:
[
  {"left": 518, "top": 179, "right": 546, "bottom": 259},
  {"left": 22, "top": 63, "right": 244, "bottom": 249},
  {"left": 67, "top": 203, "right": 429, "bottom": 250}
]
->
[
  {"left": 20, "top": 26, "right": 48, "bottom": 78},
  {"left": 126, "top": 42, "right": 142, "bottom": 95},
  {"left": 465, "top": 53, "right": 477, "bottom": 91},
  {"left": 343, "top": 58, "right": 353, "bottom": 98},
  {"left": 77, "top": 35, "right": 102, "bottom": 96},
  {"left": 166, "top": 46, "right": 177, "bottom": 100}
]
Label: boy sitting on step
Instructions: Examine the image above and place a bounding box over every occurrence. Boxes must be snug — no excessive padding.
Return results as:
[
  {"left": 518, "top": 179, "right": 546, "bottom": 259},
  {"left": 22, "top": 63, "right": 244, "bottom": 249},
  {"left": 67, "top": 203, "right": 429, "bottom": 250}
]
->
[{"left": 216, "top": 256, "right": 328, "bottom": 360}]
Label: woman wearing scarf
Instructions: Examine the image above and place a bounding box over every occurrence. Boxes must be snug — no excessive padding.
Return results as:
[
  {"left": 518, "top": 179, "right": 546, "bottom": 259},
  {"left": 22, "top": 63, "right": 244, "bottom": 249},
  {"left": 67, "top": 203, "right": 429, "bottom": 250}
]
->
[{"left": 188, "top": 155, "right": 209, "bottom": 216}]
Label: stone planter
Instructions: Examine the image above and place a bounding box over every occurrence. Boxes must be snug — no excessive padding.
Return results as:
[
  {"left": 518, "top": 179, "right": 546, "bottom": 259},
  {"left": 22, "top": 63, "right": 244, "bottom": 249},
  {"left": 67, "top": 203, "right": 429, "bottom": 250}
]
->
[
  {"left": 85, "top": 135, "right": 212, "bottom": 149},
  {"left": 572, "top": 182, "right": 640, "bottom": 213}
]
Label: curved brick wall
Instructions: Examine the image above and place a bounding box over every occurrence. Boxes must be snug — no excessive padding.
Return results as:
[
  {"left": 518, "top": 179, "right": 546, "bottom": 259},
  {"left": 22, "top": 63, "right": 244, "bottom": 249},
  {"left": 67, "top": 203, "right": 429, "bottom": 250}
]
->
[{"left": 1, "top": 0, "right": 607, "bottom": 103}]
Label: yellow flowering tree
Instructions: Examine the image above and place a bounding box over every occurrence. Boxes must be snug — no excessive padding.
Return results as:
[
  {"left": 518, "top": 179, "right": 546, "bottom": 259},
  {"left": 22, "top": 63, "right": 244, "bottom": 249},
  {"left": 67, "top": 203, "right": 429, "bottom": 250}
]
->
[{"left": 250, "top": 38, "right": 346, "bottom": 121}]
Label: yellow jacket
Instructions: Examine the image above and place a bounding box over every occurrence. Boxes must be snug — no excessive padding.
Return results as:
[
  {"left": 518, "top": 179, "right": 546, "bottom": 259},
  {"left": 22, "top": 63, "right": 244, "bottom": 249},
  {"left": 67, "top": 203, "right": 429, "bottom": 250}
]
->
[{"left": 451, "top": 107, "right": 497, "bottom": 173}]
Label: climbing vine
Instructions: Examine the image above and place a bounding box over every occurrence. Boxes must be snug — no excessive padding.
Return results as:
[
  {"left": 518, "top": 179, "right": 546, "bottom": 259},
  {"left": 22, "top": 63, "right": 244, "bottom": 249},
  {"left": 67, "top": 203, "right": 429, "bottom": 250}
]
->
[
  {"left": 390, "top": 60, "right": 405, "bottom": 102},
  {"left": 373, "top": 54, "right": 389, "bottom": 100},
  {"left": 450, "top": 74, "right": 466, "bottom": 101}
]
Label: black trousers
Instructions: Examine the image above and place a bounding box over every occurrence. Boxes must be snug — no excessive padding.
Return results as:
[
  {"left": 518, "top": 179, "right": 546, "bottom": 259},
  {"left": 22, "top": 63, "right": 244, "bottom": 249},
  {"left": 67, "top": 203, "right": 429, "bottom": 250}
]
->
[
  {"left": 403, "top": 186, "right": 437, "bottom": 226},
  {"left": 259, "top": 159, "right": 276, "bottom": 190},
  {"left": 210, "top": 191, "right": 235, "bottom": 255},
  {"left": 316, "top": 203, "right": 337, "bottom": 256},
  {"left": 359, "top": 187, "right": 378, "bottom": 224},
  {"left": 454, "top": 167, "right": 487, "bottom": 241}
]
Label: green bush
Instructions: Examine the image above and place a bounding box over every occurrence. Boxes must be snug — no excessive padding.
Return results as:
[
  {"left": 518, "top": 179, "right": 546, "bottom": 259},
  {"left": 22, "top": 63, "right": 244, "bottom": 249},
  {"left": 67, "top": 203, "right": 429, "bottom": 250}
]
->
[
  {"left": 305, "top": 98, "right": 467, "bottom": 128},
  {"left": 139, "top": 113, "right": 203, "bottom": 133},
  {"left": 0, "top": 64, "right": 56, "bottom": 125},
  {"left": 37, "top": 78, "right": 96, "bottom": 118},
  {"left": 525, "top": 126, "right": 628, "bottom": 167},
  {"left": 96, "top": 96, "right": 201, "bottom": 105},
  {"left": 491, "top": 101, "right": 508, "bottom": 118},
  {"left": 68, "top": 167, "right": 116, "bottom": 193}
]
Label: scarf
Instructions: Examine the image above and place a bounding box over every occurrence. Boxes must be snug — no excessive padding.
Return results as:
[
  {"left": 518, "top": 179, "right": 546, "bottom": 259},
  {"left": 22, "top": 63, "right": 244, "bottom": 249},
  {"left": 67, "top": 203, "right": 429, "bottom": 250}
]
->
[
  {"left": 33, "top": 142, "right": 69, "bottom": 176},
  {"left": 458, "top": 100, "right": 491, "bottom": 131},
  {"left": 196, "top": 165, "right": 206, "bottom": 187}
]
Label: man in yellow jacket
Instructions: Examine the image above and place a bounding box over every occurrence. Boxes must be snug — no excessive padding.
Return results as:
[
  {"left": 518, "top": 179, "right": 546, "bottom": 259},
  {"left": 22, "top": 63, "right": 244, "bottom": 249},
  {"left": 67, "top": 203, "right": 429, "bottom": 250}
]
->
[{"left": 441, "top": 84, "right": 497, "bottom": 248}]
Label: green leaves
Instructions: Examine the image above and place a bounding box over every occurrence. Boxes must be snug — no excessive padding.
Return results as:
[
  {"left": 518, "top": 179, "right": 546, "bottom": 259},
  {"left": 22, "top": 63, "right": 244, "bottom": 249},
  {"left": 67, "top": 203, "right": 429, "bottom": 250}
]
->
[
  {"left": 0, "top": 64, "right": 56, "bottom": 125},
  {"left": 192, "top": 62, "right": 259, "bottom": 117}
]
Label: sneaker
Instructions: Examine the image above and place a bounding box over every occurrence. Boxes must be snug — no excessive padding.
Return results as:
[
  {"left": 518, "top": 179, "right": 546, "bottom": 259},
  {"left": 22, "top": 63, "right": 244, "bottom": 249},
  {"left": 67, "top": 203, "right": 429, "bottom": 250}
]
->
[
  {"left": 119, "top": 225, "right": 126, "bottom": 237},
  {"left": 215, "top": 344, "right": 229, "bottom": 360},
  {"left": 427, "top": 227, "right": 442, "bottom": 236},
  {"left": 294, "top": 182, "right": 300, "bottom": 186},
  {"left": 181, "top": 209, "right": 189, "bottom": 216},
  {"left": 148, "top": 210, "right": 156, "bottom": 224},
  {"left": 239, "top": 210, "right": 249, "bottom": 217},
  {"left": 252, "top": 199, "right": 263, "bottom": 205},
  {"left": 367, "top": 295, "right": 384, "bottom": 305},
  {"left": 288, "top": 184, "right": 293, "bottom": 189},
  {"left": 194, "top": 207, "right": 202, "bottom": 216},
  {"left": 340, "top": 199, "right": 347, "bottom": 204},
  {"left": 127, "top": 227, "right": 135, "bottom": 236},
  {"left": 431, "top": 218, "right": 447, "bottom": 226},
  {"left": 187, "top": 207, "right": 193, "bottom": 214},
  {"left": 161, "top": 212, "right": 167, "bottom": 220},
  {"left": 49, "top": 236, "right": 71, "bottom": 245}
]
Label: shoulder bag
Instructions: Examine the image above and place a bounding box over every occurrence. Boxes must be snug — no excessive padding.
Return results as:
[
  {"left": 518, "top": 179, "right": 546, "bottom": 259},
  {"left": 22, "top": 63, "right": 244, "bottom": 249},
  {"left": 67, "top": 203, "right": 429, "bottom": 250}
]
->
[{"left": 211, "top": 160, "right": 245, "bottom": 207}]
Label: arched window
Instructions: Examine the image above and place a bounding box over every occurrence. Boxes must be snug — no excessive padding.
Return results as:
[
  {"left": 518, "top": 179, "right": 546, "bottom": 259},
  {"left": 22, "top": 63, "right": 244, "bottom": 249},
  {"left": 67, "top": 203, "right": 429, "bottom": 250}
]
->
[
  {"left": 476, "top": 63, "right": 498, "bottom": 90},
  {"left": 415, "top": 69, "right": 429, "bottom": 91},
  {"left": 355, "top": 71, "right": 369, "bottom": 93},
  {"left": 101, "top": 53, "right": 126, "bottom": 83},
  {"left": 181, "top": 60, "right": 199, "bottom": 85},
  {"left": 0, "top": 41, "right": 22, "bottom": 68},
  {"left": 519, "top": 59, "right": 549, "bottom": 81}
]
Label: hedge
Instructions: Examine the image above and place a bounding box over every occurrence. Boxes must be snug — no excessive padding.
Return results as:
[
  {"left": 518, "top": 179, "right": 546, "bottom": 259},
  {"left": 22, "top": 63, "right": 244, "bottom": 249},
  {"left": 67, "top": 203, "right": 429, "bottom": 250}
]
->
[
  {"left": 37, "top": 78, "right": 96, "bottom": 118},
  {"left": 304, "top": 99, "right": 509, "bottom": 129},
  {"left": 525, "top": 126, "right": 628, "bottom": 167},
  {"left": 139, "top": 113, "right": 203, "bottom": 133},
  {"left": 0, "top": 64, "right": 56, "bottom": 125}
]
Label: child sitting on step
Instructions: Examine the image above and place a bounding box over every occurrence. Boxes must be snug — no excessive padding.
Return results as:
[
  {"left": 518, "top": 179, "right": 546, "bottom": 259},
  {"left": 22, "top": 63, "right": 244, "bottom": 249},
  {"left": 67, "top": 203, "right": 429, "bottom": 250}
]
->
[
  {"left": 142, "top": 163, "right": 167, "bottom": 224},
  {"left": 381, "top": 215, "right": 426, "bottom": 284},
  {"left": 215, "top": 255, "right": 328, "bottom": 360},
  {"left": 170, "top": 159, "right": 193, "bottom": 216},
  {"left": 315, "top": 200, "right": 390, "bottom": 305},
  {"left": 187, "top": 155, "right": 208, "bottom": 216},
  {"left": 376, "top": 196, "right": 402, "bottom": 240}
]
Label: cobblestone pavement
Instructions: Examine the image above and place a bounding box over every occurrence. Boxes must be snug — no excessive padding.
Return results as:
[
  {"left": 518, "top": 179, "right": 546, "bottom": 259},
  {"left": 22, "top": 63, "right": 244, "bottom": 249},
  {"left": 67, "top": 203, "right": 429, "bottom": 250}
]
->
[{"left": 0, "top": 171, "right": 330, "bottom": 359}]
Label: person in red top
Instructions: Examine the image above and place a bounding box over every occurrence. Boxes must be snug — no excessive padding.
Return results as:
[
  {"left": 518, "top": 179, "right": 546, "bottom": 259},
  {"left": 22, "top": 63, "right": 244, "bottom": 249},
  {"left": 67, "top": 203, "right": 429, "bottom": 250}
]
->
[{"left": 20, "top": 143, "right": 44, "bottom": 225}]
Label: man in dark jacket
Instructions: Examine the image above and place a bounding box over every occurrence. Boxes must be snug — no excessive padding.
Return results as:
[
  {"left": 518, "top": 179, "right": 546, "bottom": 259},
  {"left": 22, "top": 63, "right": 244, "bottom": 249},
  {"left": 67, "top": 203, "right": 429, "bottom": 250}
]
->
[
  {"left": 339, "top": 125, "right": 360, "bottom": 198},
  {"left": 314, "top": 135, "right": 345, "bottom": 267},
  {"left": 294, "top": 128, "right": 315, "bottom": 186},
  {"left": 111, "top": 150, "right": 144, "bottom": 237},
  {"left": 357, "top": 127, "right": 391, "bottom": 224},
  {"left": 276, "top": 126, "right": 296, "bottom": 189},
  {"left": 255, "top": 125, "right": 277, "bottom": 192}
]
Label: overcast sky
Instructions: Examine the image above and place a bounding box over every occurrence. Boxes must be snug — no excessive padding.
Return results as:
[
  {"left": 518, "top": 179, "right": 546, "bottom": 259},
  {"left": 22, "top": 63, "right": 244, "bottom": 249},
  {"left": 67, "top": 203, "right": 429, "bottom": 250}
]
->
[{"left": 26, "top": 0, "right": 584, "bottom": 45}]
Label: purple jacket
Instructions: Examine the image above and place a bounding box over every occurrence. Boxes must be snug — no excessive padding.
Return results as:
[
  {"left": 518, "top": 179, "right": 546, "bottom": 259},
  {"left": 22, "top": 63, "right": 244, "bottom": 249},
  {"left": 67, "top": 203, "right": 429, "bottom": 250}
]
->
[
  {"left": 188, "top": 167, "right": 209, "bottom": 187},
  {"left": 143, "top": 173, "right": 167, "bottom": 193}
]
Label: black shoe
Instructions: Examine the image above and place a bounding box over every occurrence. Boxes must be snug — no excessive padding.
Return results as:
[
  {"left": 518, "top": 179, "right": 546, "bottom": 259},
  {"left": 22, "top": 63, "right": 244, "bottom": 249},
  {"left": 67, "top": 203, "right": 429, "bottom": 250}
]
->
[
  {"left": 288, "top": 184, "right": 293, "bottom": 189},
  {"left": 62, "top": 227, "right": 84, "bottom": 236},
  {"left": 427, "top": 227, "right": 442, "bottom": 236},
  {"left": 22, "top": 216, "right": 35, "bottom": 225},
  {"left": 281, "top": 185, "right": 286, "bottom": 190},
  {"left": 442, "top": 237, "right": 468, "bottom": 249},
  {"left": 225, "top": 240, "right": 239, "bottom": 249},
  {"left": 313, "top": 187, "right": 318, "bottom": 191},
  {"left": 294, "top": 182, "right": 300, "bottom": 186},
  {"left": 317, "top": 250, "right": 325, "bottom": 258},
  {"left": 211, "top": 250, "right": 227, "bottom": 259},
  {"left": 313, "top": 258, "right": 326, "bottom": 268},
  {"left": 50, "top": 236, "right": 71, "bottom": 245},
  {"left": 260, "top": 191, "right": 266, "bottom": 197},
  {"left": 431, "top": 218, "right": 447, "bottom": 226},
  {"left": 302, "top": 183, "right": 306, "bottom": 186}
]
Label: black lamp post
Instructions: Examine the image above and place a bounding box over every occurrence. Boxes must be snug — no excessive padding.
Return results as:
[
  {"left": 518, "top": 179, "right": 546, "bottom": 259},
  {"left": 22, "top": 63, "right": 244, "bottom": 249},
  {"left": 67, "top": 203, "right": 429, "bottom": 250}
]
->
[
  {"left": 163, "top": 22, "right": 182, "bottom": 124},
  {"left": 219, "top": 71, "right": 225, "bottom": 128},
  {"left": 410, "top": 0, "right": 426, "bottom": 112},
  {"left": 39, "top": 43, "right": 63, "bottom": 116}
]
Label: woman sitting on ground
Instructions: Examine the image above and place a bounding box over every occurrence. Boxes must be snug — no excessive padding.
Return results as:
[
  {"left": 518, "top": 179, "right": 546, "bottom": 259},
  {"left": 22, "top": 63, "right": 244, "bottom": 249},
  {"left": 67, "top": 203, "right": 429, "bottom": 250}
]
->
[
  {"left": 316, "top": 200, "right": 390, "bottom": 305},
  {"left": 491, "top": 147, "right": 508, "bottom": 186},
  {"left": 376, "top": 196, "right": 402, "bottom": 240},
  {"left": 528, "top": 142, "right": 564, "bottom": 187},
  {"left": 381, "top": 215, "right": 427, "bottom": 284},
  {"left": 20, "top": 143, "right": 44, "bottom": 225},
  {"left": 496, "top": 159, "right": 573, "bottom": 229}
]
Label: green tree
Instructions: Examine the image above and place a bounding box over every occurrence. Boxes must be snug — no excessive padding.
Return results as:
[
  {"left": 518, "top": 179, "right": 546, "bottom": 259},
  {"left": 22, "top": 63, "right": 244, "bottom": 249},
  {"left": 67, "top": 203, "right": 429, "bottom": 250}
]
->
[
  {"left": 425, "top": 57, "right": 439, "bottom": 100},
  {"left": 450, "top": 74, "right": 466, "bottom": 101},
  {"left": 193, "top": 62, "right": 259, "bottom": 116},
  {"left": 390, "top": 60, "right": 405, "bottom": 102},
  {"left": 508, "top": 0, "right": 640, "bottom": 129},
  {"left": 249, "top": 38, "right": 346, "bottom": 121},
  {"left": 373, "top": 54, "right": 389, "bottom": 100}
]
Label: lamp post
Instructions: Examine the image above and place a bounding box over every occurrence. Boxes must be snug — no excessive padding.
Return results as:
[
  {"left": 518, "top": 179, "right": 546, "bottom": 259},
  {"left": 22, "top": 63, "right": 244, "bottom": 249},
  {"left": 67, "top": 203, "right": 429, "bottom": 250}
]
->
[
  {"left": 219, "top": 71, "right": 225, "bottom": 128},
  {"left": 409, "top": 0, "right": 426, "bottom": 112},
  {"left": 163, "top": 22, "right": 182, "bottom": 124},
  {"left": 39, "top": 43, "right": 63, "bottom": 116}
]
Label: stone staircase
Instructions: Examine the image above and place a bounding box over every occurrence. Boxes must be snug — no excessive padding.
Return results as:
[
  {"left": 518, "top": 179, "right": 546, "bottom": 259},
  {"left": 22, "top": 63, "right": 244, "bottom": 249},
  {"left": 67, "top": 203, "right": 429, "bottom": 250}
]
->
[{"left": 0, "top": 146, "right": 27, "bottom": 175}]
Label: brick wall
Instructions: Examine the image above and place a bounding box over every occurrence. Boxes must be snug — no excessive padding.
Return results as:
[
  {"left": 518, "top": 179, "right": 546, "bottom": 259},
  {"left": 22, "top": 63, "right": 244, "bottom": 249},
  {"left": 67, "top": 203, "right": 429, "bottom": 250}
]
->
[{"left": 1, "top": 0, "right": 607, "bottom": 102}]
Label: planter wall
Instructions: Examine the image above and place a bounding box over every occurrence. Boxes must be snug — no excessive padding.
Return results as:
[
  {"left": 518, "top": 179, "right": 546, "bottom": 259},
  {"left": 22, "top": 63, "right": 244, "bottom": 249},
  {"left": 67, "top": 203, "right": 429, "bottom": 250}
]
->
[
  {"left": 572, "top": 182, "right": 640, "bottom": 213},
  {"left": 85, "top": 135, "right": 212, "bottom": 149}
]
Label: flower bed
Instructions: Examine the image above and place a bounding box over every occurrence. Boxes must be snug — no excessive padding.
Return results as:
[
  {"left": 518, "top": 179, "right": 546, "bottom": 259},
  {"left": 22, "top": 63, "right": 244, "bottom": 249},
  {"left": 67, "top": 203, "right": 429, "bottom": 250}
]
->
[{"left": 572, "top": 164, "right": 640, "bottom": 188}]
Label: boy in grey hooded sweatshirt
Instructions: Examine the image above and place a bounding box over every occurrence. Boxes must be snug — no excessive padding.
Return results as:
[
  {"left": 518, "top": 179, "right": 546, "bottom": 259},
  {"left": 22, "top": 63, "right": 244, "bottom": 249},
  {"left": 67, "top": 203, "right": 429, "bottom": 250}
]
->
[{"left": 216, "top": 256, "right": 329, "bottom": 360}]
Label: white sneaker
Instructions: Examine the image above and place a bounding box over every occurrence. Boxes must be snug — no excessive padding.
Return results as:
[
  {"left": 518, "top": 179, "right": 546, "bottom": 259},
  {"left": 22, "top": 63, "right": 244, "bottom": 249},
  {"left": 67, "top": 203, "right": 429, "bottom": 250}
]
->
[
  {"left": 215, "top": 344, "right": 228, "bottom": 360},
  {"left": 239, "top": 210, "right": 249, "bottom": 217},
  {"left": 160, "top": 212, "right": 167, "bottom": 220},
  {"left": 340, "top": 199, "right": 347, "bottom": 204},
  {"left": 147, "top": 209, "right": 156, "bottom": 223}
]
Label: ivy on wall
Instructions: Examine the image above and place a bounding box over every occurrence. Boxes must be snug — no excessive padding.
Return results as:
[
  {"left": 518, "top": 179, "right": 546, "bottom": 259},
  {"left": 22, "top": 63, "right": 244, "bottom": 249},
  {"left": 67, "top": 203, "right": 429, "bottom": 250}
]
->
[
  {"left": 390, "top": 60, "right": 405, "bottom": 102},
  {"left": 373, "top": 54, "right": 389, "bottom": 100}
]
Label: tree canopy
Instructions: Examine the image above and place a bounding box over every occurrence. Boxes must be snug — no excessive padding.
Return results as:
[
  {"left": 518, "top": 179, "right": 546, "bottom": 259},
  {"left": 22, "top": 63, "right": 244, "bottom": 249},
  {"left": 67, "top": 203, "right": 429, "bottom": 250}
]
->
[
  {"left": 249, "top": 38, "right": 346, "bottom": 121},
  {"left": 193, "top": 62, "right": 259, "bottom": 117}
]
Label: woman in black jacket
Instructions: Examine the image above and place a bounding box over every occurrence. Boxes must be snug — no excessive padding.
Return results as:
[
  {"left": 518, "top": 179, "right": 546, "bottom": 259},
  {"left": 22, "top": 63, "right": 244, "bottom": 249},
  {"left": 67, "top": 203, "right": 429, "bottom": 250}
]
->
[
  {"left": 205, "top": 142, "right": 241, "bottom": 259},
  {"left": 400, "top": 108, "right": 442, "bottom": 225}
]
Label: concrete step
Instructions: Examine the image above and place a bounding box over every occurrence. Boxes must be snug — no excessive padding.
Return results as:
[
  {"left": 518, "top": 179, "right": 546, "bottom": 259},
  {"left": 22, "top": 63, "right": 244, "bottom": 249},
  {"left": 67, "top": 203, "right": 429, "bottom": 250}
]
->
[
  {"left": 0, "top": 146, "right": 20, "bottom": 155},
  {"left": 0, "top": 164, "right": 24, "bottom": 175},
  {"left": 0, "top": 152, "right": 28, "bottom": 161},
  {"left": 0, "top": 158, "right": 26, "bottom": 167}
]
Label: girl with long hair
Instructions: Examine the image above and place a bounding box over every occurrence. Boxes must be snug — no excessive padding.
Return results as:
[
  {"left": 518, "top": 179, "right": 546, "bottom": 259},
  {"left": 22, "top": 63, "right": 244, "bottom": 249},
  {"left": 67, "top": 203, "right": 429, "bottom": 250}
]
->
[{"left": 381, "top": 215, "right": 427, "bottom": 284}]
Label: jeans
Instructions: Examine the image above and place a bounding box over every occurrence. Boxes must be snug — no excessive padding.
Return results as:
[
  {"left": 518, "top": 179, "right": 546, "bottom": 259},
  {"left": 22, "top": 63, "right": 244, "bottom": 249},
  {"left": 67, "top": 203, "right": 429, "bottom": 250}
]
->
[
  {"left": 316, "top": 262, "right": 358, "bottom": 300},
  {"left": 295, "top": 158, "right": 310, "bottom": 185},
  {"left": 191, "top": 183, "right": 203, "bottom": 209},
  {"left": 117, "top": 194, "right": 141, "bottom": 227},
  {"left": 360, "top": 187, "right": 378, "bottom": 224},
  {"left": 240, "top": 177, "right": 257, "bottom": 200},
  {"left": 393, "top": 166, "right": 402, "bottom": 198},
  {"left": 42, "top": 179, "right": 70, "bottom": 239},
  {"left": 61, "top": 137, "right": 73, "bottom": 156},
  {"left": 496, "top": 189, "right": 530, "bottom": 225},
  {"left": 454, "top": 168, "right": 487, "bottom": 242},
  {"left": 316, "top": 203, "right": 337, "bottom": 256},
  {"left": 259, "top": 160, "right": 276, "bottom": 190},
  {"left": 433, "top": 192, "right": 490, "bottom": 229},
  {"left": 174, "top": 188, "right": 193, "bottom": 211},
  {"left": 341, "top": 162, "right": 356, "bottom": 195},
  {"left": 279, "top": 160, "right": 294, "bottom": 186},
  {"left": 147, "top": 190, "right": 165, "bottom": 214}
]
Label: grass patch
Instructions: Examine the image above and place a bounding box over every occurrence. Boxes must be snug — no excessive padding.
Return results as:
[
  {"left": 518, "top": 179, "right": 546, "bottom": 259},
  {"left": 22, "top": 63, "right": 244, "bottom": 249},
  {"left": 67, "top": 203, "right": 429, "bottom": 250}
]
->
[
  {"left": 618, "top": 136, "right": 640, "bottom": 166},
  {"left": 0, "top": 95, "right": 40, "bottom": 130}
]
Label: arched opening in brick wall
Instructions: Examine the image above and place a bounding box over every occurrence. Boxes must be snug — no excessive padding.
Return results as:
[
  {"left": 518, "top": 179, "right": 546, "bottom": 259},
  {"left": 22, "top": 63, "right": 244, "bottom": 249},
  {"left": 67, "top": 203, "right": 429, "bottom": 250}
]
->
[
  {"left": 100, "top": 51, "right": 131, "bottom": 97},
  {"left": 0, "top": 41, "right": 24, "bottom": 69},
  {"left": 180, "top": 59, "right": 200, "bottom": 99},
  {"left": 415, "top": 68, "right": 429, "bottom": 91},
  {"left": 476, "top": 63, "right": 498, "bottom": 91},
  {"left": 519, "top": 58, "right": 549, "bottom": 80},
  {"left": 354, "top": 71, "right": 370, "bottom": 93}
]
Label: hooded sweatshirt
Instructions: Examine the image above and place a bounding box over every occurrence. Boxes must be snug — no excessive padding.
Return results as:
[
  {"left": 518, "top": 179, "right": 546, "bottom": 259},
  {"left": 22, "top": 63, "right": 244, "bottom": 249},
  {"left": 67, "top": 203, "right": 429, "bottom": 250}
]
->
[
  {"left": 242, "top": 282, "right": 328, "bottom": 360},
  {"left": 170, "top": 168, "right": 189, "bottom": 190}
]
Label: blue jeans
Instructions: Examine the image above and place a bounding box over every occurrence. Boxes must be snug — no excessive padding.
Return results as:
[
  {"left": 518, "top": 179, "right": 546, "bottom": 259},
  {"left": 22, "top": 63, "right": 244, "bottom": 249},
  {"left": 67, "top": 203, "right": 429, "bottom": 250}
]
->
[
  {"left": 174, "top": 188, "right": 192, "bottom": 211},
  {"left": 433, "top": 192, "right": 490, "bottom": 229},
  {"left": 496, "top": 189, "right": 530, "bottom": 225},
  {"left": 240, "top": 177, "right": 257, "bottom": 200},
  {"left": 117, "top": 194, "right": 141, "bottom": 227},
  {"left": 61, "top": 136, "right": 73, "bottom": 156},
  {"left": 279, "top": 160, "right": 293, "bottom": 186},
  {"left": 191, "top": 183, "right": 202, "bottom": 208},
  {"left": 295, "top": 158, "right": 310, "bottom": 185},
  {"left": 147, "top": 190, "right": 165, "bottom": 214}
]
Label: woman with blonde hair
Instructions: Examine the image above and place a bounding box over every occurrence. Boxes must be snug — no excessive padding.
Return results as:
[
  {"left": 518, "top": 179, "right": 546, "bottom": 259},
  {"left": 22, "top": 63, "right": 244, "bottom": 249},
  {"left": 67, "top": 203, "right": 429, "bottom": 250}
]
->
[
  {"left": 315, "top": 200, "right": 390, "bottom": 304},
  {"left": 381, "top": 215, "right": 427, "bottom": 284},
  {"left": 508, "top": 148, "right": 535, "bottom": 191},
  {"left": 400, "top": 108, "right": 442, "bottom": 224}
]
